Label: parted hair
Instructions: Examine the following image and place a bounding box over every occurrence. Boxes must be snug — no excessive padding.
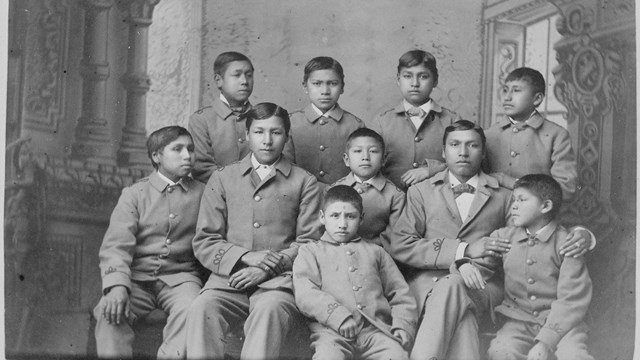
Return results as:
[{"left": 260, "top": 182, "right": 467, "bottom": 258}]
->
[
  {"left": 442, "top": 120, "right": 486, "bottom": 149},
  {"left": 397, "top": 50, "right": 439, "bottom": 84},
  {"left": 213, "top": 51, "right": 253, "bottom": 76},
  {"left": 505, "top": 67, "right": 546, "bottom": 96},
  {"left": 514, "top": 174, "right": 563, "bottom": 220},
  {"left": 146, "top": 126, "right": 192, "bottom": 169},
  {"left": 303, "top": 56, "right": 345, "bottom": 85},
  {"left": 345, "top": 128, "right": 385, "bottom": 153},
  {"left": 245, "top": 102, "right": 291, "bottom": 135},
  {"left": 323, "top": 185, "right": 363, "bottom": 215}
]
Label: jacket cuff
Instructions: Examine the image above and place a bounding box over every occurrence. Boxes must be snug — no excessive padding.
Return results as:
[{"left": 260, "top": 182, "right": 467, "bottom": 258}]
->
[
  {"left": 219, "top": 245, "right": 250, "bottom": 276},
  {"left": 391, "top": 318, "right": 417, "bottom": 343},
  {"left": 102, "top": 272, "right": 131, "bottom": 295},
  {"left": 535, "top": 326, "right": 562, "bottom": 350},
  {"left": 325, "top": 305, "right": 353, "bottom": 332}
]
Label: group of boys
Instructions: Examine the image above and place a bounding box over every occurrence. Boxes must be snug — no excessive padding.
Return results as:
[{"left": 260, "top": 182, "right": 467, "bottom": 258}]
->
[{"left": 93, "top": 50, "right": 595, "bottom": 360}]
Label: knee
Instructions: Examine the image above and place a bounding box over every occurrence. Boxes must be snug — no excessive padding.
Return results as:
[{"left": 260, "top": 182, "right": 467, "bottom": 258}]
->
[
  {"left": 252, "top": 297, "right": 297, "bottom": 318},
  {"left": 555, "top": 345, "right": 592, "bottom": 360},
  {"left": 312, "top": 346, "right": 348, "bottom": 360},
  {"left": 487, "top": 337, "right": 519, "bottom": 360},
  {"left": 187, "top": 293, "right": 223, "bottom": 320}
]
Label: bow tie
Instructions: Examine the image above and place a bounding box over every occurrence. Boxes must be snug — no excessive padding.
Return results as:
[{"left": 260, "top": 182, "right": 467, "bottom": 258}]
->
[
  {"left": 452, "top": 183, "right": 475, "bottom": 198},
  {"left": 406, "top": 107, "right": 426, "bottom": 118},
  {"left": 230, "top": 105, "right": 249, "bottom": 116}
]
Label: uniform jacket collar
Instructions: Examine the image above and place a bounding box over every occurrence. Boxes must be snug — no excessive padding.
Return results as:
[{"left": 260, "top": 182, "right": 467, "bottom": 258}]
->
[
  {"left": 393, "top": 100, "right": 443, "bottom": 115},
  {"left": 304, "top": 103, "right": 345, "bottom": 123},
  {"left": 239, "top": 154, "right": 292, "bottom": 178},
  {"left": 343, "top": 172, "right": 387, "bottom": 192},
  {"left": 514, "top": 221, "right": 559, "bottom": 243},
  {"left": 213, "top": 97, "right": 251, "bottom": 121},
  {"left": 149, "top": 171, "right": 192, "bottom": 192},
  {"left": 497, "top": 111, "right": 544, "bottom": 130},
  {"left": 319, "top": 231, "right": 362, "bottom": 245}
]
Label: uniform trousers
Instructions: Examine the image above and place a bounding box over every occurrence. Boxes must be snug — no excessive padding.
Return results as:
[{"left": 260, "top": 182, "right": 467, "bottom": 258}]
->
[
  {"left": 488, "top": 319, "right": 593, "bottom": 360},
  {"left": 185, "top": 288, "right": 302, "bottom": 360},
  {"left": 309, "top": 322, "right": 407, "bottom": 360},
  {"left": 93, "top": 280, "right": 200, "bottom": 359},
  {"left": 410, "top": 274, "right": 503, "bottom": 360}
]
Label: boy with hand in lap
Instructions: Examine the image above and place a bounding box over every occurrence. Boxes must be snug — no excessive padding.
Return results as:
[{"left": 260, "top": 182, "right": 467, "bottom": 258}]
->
[
  {"left": 284, "top": 56, "right": 364, "bottom": 186},
  {"left": 93, "top": 126, "right": 204, "bottom": 359},
  {"left": 294, "top": 185, "right": 417, "bottom": 360},
  {"left": 330, "top": 128, "right": 405, "bottom": 250},
  {"left": 474, "top": 174, "right": 593, "bottom": 360}
]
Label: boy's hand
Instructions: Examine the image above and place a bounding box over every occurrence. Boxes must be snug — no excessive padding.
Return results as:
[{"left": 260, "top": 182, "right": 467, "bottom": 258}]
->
[
  {"left": 100, "top": 285, "right": 130, "bottom": 325},
  {"left": 559, "top": 228, "right": 590, "bottom": 258},
  {"left": 527, "top": 341, "right": 552, "bottom": 360},
  {"left": 465, "top": 237, "right": 511, "bottom": 258},
  {"left": 338, "top": 317, "right": 358, "bottom": 339},
  {"left": 228, "top": 267, "right": 269, "bottom": 290},
  {"left": 392, "top": 328, "right": 411, "bottom": 349},
  {"left": 240, "top": 250, "right": 286, "bottom": 275},
  {"left": 458, "top": 263, "right": 486, "bottom": 290},
  {"left": 401, "top": 168, "right": 431, "bottom": 187}
]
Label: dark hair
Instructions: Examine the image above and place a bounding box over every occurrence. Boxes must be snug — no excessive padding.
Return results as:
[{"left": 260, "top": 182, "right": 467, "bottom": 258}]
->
[
  {"left": 245, "top": 102, "right": 291, "bottom": 135},
  {"left": 397, "top": 50, "right": 439, "bottom": 84},
  {"left": 303, "top": 56, "right": 345, "bottom": 85},
  {"left": 213, "top": 51, "right": 253, "bottom": 76},
  {"left": 514, "top": 174, "right": 563, "bottom": 220},
  {"left": 505, "top": 67, "right": 546, "bottom": 95},
  {"left": 443, "top": 120, "right": 486, "bottom": 149},
  {"left": 345, "top": 128, "right": 385, "bottom": 153},
  {"left": 146, "top": 126, "right": 192, "bottom": 169},
  {"left": 323, "top": 185, "right": 363, "bottom": 214}
]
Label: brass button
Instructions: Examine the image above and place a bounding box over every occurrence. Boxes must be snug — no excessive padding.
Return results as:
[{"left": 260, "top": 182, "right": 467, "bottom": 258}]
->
[
  {"left": 432, "top": 277, "right": 438, "bottom": 282},
  {"left": 253, "top": 222, "right": 260, "bottom": 228},
  {"left": 352, "top": 286, "right": 360, "bottom": 291},
  {"left": 165, "top": 239, "right": 172, "bottom": 245},
  {"left": 238, "top": 138, "right": 245, "bottom": 143},
  {"left": 169, "top": 213, "right": 176, "bottom": 219},
  {"left": 345, "top": 250, "right": 353, "bottom": 256},
  {"left": 526, "top": 259, "right": 534, "bottom": 265},
  {"left": 513, "top": 127, "right": 519, "bottom": 133},
  {"left": 319, "top": 171, "right": 326, "bottom": 177},
  {"left": 167, "top": 187, "right": 174, "bottom": 193},
  {"left": 533, "top": 310, "right": 539, "bottom": 316},
  {"left": 356, "top": 304, "right": 363, "bottom": 310},
  {"left": 510, "top": 151, "right": 518, "bottom": 157},
  {"left": 348, "top": 266, "right": 356, "bottom": 272},
  {"left": 412, "top": 162, "right": 419, "bottom": 168},
  {"left": 319, "top": 119, "right": 327, "bottom": 125},
  {"left": 530, "top": 295, "right": 537, "bottom": 301},
  {"left": 319, "top": 145, "right": 326, "bottom": 151},
  {"left": 357, "top": 188, "right": 364, "bottom": 194},
  {"left": 254, "top": 195, "right": 261, "bottom": 202},
  {"left": 527, "top": 240, "right": 535, "bottom": 246},
  {"left": 414, "top": 137, "right": 421, "bottom": 142},
  {"left": 527, "top": 278, "right": 535, "bottom": 284}
]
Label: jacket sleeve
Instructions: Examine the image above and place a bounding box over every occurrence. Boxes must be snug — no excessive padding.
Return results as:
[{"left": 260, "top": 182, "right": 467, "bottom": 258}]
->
[
  {"left": 99, "top": 187, "right": 139, "bottom": 293},
  {"left": 279, "top": 175, "right": 322, "bottom": 268},
  {"left": 379, "top": 189, "right": 406, "bottom": 252},
  {"left": 379, "top": 249, "right": 418, "bottom": 342},
  {"left": 293, "top": 245, "right": 353, "bottom": 331},
  {"left": 188, "top": 111, "right": 219, "bottom": 183},
  {"left": 550, "top": 128, "right": 578, "bottom": 201},
  {"left": 283, "top": 132, "right": 296, "bottom": 164},
  {"left": 535, "top": 254, "right": 592, "bottom": 349},
  {"left": 192, "top": 171, "right": 250, "bottom": 275},
  {"left": 389, "top": 186, "right": 460, "bottom": 269}
]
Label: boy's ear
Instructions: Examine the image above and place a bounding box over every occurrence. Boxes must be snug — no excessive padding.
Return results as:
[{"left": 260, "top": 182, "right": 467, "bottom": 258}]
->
[
  {"left": 319, "top": 210, "right": 326, "bottom": 225},
  {"left": 533, "top": 92, "right": 544, "bottom": 107},
  {"left": 343, "top": 153, "right": 350, "bottom": 167},
  {"left": 540, "top": 199, "right": 553, "bottom": 215},
  {"left": 214, "top": 73, "right": 223, "bottom": 89},
  {"left": 151, "top": 150, "right": 161, "bottom": 167}
]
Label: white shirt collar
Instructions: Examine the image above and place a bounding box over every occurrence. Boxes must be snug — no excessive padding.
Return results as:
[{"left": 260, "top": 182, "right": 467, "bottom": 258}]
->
[
  {"left": 157, "top": 170, "right": 177, "bottom": 186},
  {"left": 250, "top": 153, "right": 280, "bottom": 169},
  {"left": 353, "top": 174, "right": 374, "bottom": 184},
  {"left": 311, "top": 103, "right": 336, "bottom": 118},
  {"left": 449, "top": 172, "right": 479, "bottom": 188},
  {"left": 403, "top": 98, "right": 433, "bottom": 114},
  {"left": 508, "top": 110, "right": 538, "bottom": 124},
  {"left": 219, "top": 93, "right": 248, "bottom": 108}
]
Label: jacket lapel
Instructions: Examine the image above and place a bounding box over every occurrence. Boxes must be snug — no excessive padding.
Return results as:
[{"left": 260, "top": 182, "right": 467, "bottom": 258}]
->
[
  {"left": 435, "top": 171, "right": 463, "bottom": 226},
  {"left": 461, "top": 172, "right": 499, "bottom": 231}
]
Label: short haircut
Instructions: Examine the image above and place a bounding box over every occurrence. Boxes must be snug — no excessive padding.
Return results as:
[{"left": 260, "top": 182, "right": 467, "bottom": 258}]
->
[
  {"left": 397, "top": 50, "right": 439, "bottom": 83},
  {"left": 443, "top": 120, "right": 486, "bottom": 149},
  {"left": 245, "top": 102, "right": 291, "bottom": 135},
  {"left": 213, "top": 51, "right": 253, "bottom": 76},
  {"left": 506, "top": 67, "right": 546, "bottom": 95},
  {"left": 514, "top": 174, "right": 563, "bottom": 220},
  {"left": 345, "top": 128, "right": 385, "bottom": 153},
  {"left": 303, "top": 56, "right": 345, "bottom": 85},
  {"left": 323, "top": 185, "right": 363, "bottom": 215},
  {"left": 146, "top": 126, "right": 192, "bottom": 169}
]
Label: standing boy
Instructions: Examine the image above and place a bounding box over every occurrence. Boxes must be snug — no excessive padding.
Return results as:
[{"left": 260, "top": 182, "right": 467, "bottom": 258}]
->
[
  {"left": 330, "top": 128, "right": 405, "bottom": 249},
  {"left": 483, "top": 175, "right": 593, "bottom": 360},
  {"left": 293, "top": 185, "right": 417, "bottom": 360},
  {"left": 389, "top": 120, "right": 593, "bottom": 360},
  {"left": 186, "top": 103, "right": 322, "bottom": 360},
  {"left": 284, "top": 56, "right": 365, "bottom": 186},
  {"left": 189, "top": 51, "right": 254, "bottom": 183},
  {"left": 93, "top": 126, "right": 204, "bottom": 359},
  {"left": 367, "top": 50, "right": 461, "bottom": 190}
]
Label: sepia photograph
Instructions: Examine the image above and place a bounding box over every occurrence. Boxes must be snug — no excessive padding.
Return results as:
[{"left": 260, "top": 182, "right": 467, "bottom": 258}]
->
[{"left": 3, "top": 0, "right": 636, "bottom": 359}]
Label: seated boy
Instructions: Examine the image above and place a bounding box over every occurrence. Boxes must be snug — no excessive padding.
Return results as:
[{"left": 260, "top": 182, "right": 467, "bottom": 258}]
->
[
  {"left": 367, "top": 49, "right": 461, "bottom": 190},
  {"left": 330, "top": 128, "right": 405, "bottom": 249},
  {"left": 477, "top": 174, "right": 592, "bottom": 360},
  {"left": 189, "top": 51, "right": 254, "bottom": 183},
  {"left": 293, "top": 185, "right": 417, "bottom": 360},
  {"left": 284, "top": 56, "right": 365, "bottom": 186},
  {"left": 186, "top": 102, "right": 322, "bottom": 360},
  {"left": 93, "top": 126, "right": 204, "bottom": 359}
]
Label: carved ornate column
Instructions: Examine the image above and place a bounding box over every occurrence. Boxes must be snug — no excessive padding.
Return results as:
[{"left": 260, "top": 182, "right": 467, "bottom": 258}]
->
[
  {"left": 71, "top": 0, "right": 114, "bottom": 162},
  {"left": 117, "top": 0, "right": 160, "bottom": 168}
]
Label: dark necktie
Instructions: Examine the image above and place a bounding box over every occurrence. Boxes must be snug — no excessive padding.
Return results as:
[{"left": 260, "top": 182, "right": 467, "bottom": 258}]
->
[{"left": 452, "top": 183, "right": 475, "bottom": 198}]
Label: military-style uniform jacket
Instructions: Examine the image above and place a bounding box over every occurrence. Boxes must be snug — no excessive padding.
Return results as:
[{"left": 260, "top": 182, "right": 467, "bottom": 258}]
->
[
  {"left": 188, "top": 97, "right": 252, "bottom": 183},
  {"left": 329, "top": 172, "right": 405, "bottom": 249},
  {"left": 293, "top": 232, "right": 417, "bottom": 342},
  {"left": 492, "top": 223, "right": 592, "bottom": 349},
  {"left": 99, "top": 172, "right": 205, "bottom": 293},
  {"left": 193, "top": 155, "right": 322, "bottom": 292},
  {"left": 367, "top": 101, "right": 461, "bottom": 190},
  {"left": 484, "top": 112, "right": 578, "bottom": 200},
  {"left": 284, "top": 104, "right": 364, "bottom": 185},
  {"left": 389, "top": 170, "right": 512, "bottom": 311}
]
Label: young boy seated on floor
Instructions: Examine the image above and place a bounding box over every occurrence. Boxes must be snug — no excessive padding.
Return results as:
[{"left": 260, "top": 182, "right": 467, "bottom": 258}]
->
[
  {"left": 93, "top": 126, "right": 204, "bottom": 359},
  {"left": 293, "top": 185, "right": 417, "bottom": 360}
]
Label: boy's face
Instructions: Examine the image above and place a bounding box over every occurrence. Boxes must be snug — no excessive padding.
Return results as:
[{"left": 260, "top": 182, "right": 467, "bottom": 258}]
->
[
  {"left": 320, "top": 201, "right": 362, "bottom": 243},
  {"left": 246, "top": 115, "right": 288, "bottom": 165},
  {"left": 343, "top": 136, "right": 384, "bottom": 181},
  {"left": 443, "top": 129, "right": 484, "bottom": 183},
  {"left": 511, "top": 187, "right": 549, "bottom": 229},
  {"left": 304, "top": 69, "right": 344, "bottom": 113},
  {"left": 397, "top": 64, "right": 437, "bottom": 107},
  {"left": 501, "top": 79, "right": 543, "bottom": 122},
  {"left": 216, "top": 60, "right": 254, "bottom": 107},
  {"left": 152, "top": 135, "right": 195, "bottom": 183}
]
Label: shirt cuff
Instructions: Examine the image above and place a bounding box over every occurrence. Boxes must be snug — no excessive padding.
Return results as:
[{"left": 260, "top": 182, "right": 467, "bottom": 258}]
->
[
  {"left": 573, "top": 226, "right": 597, "bottom": 250},
  {"left": 455, "top": 241, "right": 468, "bottom": 260}
]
